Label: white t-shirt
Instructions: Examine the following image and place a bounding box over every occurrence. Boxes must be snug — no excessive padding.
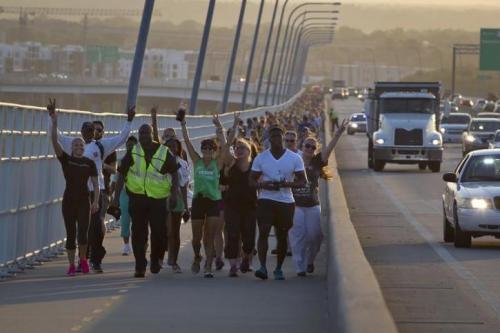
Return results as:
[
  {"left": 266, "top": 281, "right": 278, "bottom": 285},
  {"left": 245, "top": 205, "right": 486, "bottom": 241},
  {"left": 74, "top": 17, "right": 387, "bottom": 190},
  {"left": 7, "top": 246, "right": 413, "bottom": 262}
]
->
[
  {"left": 251, "top": 149, "right": 305, "bottom": 204},
  {"left": 177, "top": 157, "right": 191, "bottom": 187}
]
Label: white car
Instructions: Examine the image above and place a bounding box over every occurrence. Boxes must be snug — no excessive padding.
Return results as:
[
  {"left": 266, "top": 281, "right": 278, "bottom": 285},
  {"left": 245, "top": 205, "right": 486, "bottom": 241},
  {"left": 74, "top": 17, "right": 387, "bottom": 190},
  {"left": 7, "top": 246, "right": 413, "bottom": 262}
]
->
[
  {"left": 442, "top": 150, "right": 500, "bottom": 248},
  {"left": 439, "top": 113, "right": 471, "bottom": 143},
  {"left": 489, "top": 130, "right": 500, "bottom": 149},
  {"left": 347, "top": 113, "right": 367, "bottom": 135}
]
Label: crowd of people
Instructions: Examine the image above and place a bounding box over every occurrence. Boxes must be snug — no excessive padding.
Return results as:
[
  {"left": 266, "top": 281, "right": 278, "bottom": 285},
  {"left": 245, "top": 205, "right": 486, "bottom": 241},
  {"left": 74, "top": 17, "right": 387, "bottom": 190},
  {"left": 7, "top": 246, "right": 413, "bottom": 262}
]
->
[{"left": 48, "top": 89, "right": 348, "bottom": 279}]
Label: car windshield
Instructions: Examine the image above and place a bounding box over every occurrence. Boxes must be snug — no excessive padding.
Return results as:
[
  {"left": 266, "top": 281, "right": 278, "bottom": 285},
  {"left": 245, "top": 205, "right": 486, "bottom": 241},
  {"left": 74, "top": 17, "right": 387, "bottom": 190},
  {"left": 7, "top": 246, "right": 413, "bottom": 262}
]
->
[
  {"left": 351, "top": 114, "right": 366, "bottom": 121},
  {"left": 462, "top": 156, "right": 500, "bottom": 182},
  {"left": 469, "top": 121, "right": 500, "bottom": 132},
  {"left": 441, "top": 115, "right": 470, "bottom": 125},
  {"left": 380, "top": 98, "right": 435, "bottom": 114}
]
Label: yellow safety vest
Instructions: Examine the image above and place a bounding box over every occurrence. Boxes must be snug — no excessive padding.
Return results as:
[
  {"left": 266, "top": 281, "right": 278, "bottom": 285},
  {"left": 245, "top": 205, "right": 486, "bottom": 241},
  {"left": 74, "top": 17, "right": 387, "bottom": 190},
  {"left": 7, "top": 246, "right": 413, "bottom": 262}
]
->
[{"left": 126, "top": 144, "right": 172, "bottom": 199}]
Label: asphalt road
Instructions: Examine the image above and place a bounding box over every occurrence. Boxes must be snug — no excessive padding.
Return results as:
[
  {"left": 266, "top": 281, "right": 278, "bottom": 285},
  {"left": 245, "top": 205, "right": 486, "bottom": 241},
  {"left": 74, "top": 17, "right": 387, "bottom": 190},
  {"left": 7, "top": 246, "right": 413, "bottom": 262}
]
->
[
  {"left": 0, "top": 217, "right": 328, "bottom": 332},
  {"left": 335, "top": 99, "right": 500, "bottom": 332}
]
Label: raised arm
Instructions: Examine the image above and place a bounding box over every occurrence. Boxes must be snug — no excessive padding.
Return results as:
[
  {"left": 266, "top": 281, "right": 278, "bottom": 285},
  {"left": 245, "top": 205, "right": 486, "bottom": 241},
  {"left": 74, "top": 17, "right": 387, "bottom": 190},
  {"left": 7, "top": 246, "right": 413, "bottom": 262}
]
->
[
  {"left": 212, "top": 114, "right": 229, "bottom": 170},
  {"left": 180, "top": 119, "right": 200, "bottom": 162},
  {"left": 47, "top": 99, "right": 64, "bottom": 157},
  {"left": 151, "top": 106, "right": 160, "bottom": 142},
  {"left": 99, "top": 105, "right": 136, "bottom": 157},
  {"left": 321, "top": 118, "right": 348, "bottom": 164}
]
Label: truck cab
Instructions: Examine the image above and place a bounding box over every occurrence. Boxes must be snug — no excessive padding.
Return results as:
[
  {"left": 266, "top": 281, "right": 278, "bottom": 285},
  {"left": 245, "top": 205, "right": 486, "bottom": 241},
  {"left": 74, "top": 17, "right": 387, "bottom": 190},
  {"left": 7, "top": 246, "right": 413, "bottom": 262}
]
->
[{"left": 366, "top": 82, "right": 443, "bottom": 172}]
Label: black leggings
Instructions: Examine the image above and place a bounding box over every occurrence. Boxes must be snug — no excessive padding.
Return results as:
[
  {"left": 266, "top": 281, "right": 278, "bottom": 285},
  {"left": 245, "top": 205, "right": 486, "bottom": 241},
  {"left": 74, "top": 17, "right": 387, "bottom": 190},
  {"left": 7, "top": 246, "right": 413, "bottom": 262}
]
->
[
  {"left": 224, "top": 204, "right": 256, "bottom": 259},
  {"left": 62, "top": 195, "right": 90, "bottom": 250},
  {"left": 167, "top": 211, "right": 182, "bottom": 265}
]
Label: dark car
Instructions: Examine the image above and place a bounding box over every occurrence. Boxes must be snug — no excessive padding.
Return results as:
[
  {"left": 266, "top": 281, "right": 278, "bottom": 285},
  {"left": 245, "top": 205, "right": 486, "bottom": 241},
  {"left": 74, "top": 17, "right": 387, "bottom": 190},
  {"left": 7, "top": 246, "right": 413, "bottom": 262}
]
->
[{"left": 462, "top": 118, "right": 500, "bottom": 156}]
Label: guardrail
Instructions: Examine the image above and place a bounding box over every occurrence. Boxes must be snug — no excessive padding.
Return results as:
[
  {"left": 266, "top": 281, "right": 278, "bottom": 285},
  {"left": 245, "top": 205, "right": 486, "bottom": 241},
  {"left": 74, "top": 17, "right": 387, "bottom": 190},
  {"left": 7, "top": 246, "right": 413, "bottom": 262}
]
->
[
  {"left": 321, "top": 97, "right": 397, "bottom": 332},
  {"left": 0, "top": 90, "right": 303, "bottom": 277}
]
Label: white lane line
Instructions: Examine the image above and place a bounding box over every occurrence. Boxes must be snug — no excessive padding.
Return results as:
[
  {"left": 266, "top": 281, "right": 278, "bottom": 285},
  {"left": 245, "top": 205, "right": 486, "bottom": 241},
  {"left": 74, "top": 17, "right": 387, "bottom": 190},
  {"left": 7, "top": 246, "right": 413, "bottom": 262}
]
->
[
  {"left": 373, "top": 171, "right": 500, "bottom": 316},
  {"left": 82, "top": 317, "right": 93, "bottom": 323},
  {"left": 92, "top": 309, "right": 103, "bottom": 314},
  {"left": 70, "top": 326, "right": 82, "bottom": 331}
]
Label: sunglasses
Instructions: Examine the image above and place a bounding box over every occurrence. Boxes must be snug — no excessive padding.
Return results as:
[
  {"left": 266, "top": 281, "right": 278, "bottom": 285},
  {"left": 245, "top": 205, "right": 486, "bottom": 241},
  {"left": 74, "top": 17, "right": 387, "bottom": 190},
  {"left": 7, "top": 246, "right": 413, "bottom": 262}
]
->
[
  {"left": 94, "top": 128, "right": 103, "bottom": 133},
  {"left": 304, "top": 144, "right": 317, "bottom": 150},
  {"left": 285, "top": 139, "right": 296, "bottom": 143},
  {"left": 201, "top": 146, "right": 214, "bottom": 151}
]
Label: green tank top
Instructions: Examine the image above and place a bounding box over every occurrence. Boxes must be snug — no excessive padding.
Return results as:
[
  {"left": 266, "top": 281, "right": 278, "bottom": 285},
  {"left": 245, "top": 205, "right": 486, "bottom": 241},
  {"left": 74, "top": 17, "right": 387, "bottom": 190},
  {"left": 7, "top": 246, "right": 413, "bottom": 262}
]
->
[{"left": 193, "top": 159, "right": 222, "bottom": 201}]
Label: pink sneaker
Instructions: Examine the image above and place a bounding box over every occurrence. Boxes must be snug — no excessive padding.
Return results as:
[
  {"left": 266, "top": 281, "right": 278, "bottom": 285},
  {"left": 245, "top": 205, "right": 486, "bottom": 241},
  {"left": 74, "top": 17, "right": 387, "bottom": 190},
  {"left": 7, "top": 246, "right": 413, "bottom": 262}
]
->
[
  {"left": 80, "top": 259, "right": 90, "bottom": 274},
  {"left": 67, "top": 264, "right": 76, "bottom": 276}
]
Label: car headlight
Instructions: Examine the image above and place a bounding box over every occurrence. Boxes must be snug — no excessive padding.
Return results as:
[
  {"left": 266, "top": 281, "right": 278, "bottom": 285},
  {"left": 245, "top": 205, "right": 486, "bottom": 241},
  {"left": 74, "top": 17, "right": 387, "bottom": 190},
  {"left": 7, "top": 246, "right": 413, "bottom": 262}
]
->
[
  {"left": 440, "top": 128, "right": 446, "bottom": 134},
  {"left": 431, "top": 139, "right": 441, "bottom": 145},
  {"left": 375, "top": 138, "right": 385, "bottom": 145},
  {"left": 350, "top": 123, "right": 359, "bottom": 128},
  {"left": 459, "top": 198, "right": 493, "bottom": 209},
  {"left": 465, "top": 134, "right": 476, "bottom": 142}
]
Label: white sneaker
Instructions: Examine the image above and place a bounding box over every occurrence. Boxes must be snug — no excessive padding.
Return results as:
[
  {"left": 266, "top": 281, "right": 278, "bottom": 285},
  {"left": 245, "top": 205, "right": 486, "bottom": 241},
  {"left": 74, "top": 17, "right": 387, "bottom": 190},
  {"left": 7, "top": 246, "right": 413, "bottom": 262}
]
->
[{"left": 122, "top": 244, "right": 131, "bottom": 256}]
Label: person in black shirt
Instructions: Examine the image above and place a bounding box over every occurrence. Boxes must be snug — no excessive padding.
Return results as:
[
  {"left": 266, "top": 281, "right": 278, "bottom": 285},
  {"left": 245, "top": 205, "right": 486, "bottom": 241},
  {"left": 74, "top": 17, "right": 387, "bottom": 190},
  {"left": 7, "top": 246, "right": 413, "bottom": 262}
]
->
[
  {"left": 289, "top": 119, "right": 348, "bottom": 276},
  {"left": 112, "top": 123, "right": 179, "bottom": 278},
  {"left": 48, "top": 99, "right": 100, "bottom": 276}
]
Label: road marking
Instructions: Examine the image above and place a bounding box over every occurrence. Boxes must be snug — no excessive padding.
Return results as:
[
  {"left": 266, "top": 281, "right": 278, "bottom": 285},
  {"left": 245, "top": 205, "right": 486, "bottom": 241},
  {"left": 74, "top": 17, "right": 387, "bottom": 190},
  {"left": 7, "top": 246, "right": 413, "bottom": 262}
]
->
[
  {"left": 111, "top": 295, "right": 121, "bottom": 300},
  {"left": 82, "top": 317, "right": 93, "bottom": 322},
  {"left": 373, "top": 171, "right": 500, "bottom": 317},
  {"left": 119, "top": 289, "right": 128, "bottom": 293},
  {"left": 70, "top": 325, "right": 82, "bottom": 331},
  {"left": 92, "top": 309, "right": 103, "bottom": 314}
]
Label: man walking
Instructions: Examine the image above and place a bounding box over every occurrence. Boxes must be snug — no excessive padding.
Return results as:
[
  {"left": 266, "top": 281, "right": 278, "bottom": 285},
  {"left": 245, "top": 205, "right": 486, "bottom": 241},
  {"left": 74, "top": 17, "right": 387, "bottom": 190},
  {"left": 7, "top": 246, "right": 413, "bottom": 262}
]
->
[{"left": 113, "top": 124, "right": 179, "bottom": 278}]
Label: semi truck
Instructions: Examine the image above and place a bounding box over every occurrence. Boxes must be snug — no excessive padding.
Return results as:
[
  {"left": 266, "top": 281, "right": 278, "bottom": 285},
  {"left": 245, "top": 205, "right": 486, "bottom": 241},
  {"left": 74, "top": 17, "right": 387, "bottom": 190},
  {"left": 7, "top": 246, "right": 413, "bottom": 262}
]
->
[{"left": 365, "top": 82, "right": 443, "bottom": 172}]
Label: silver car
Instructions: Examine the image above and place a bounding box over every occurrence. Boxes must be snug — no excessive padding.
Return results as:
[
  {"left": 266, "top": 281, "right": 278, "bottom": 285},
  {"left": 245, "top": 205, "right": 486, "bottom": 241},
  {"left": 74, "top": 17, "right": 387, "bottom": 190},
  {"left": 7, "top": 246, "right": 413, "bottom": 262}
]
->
[
  {"left": 442, "top": 150, "right": 500, "bottom": 248},
  {"left": 439, "top": 113, "right": 471, "bottom": 143}
]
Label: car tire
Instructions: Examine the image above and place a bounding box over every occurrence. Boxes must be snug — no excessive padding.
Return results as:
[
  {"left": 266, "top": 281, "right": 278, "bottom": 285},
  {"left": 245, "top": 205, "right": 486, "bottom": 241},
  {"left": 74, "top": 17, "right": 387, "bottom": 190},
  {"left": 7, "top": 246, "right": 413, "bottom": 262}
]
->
[
  {"left": 453, "top": 206, "right": 471, "bottom": 248},
  {"left": 428, "top": 162, "right": 441, "bottom": 173},
  {"left": 418, "top": 162, "right": 427, "bottom": 171},
  {"left": 368, "top": 139, "right": 374, "bottom": 169},
  {"left": 373, "top": 158, "right": 385, "bottom": 172},
  {"left": 443, "top": 207, "right": 454, "bottom": 242}
]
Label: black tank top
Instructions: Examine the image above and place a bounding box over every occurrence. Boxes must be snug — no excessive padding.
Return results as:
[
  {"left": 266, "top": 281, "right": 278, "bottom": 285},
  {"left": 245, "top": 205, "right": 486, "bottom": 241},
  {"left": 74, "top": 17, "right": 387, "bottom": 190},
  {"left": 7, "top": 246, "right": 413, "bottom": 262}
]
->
[{"left": 223, "top": 161, "right": 257, "bottom": 208}]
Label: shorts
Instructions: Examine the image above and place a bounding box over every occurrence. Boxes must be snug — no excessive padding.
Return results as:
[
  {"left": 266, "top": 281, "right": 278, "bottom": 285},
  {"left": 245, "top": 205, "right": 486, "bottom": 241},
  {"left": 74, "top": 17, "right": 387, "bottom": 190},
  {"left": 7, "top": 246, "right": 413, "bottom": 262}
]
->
[
  {"left": 256, "top": 199, "right": 295, "bottom": 231},
  {"left": 191, "top": 196, "right": 220, "bottom": 220}
]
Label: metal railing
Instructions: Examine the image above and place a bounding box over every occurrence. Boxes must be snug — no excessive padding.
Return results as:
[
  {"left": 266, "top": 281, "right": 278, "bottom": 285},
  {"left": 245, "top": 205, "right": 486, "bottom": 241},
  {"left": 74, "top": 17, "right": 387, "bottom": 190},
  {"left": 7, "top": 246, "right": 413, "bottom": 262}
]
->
[{"left": 0, "top": 90, "right": 303, "bottom": 277}]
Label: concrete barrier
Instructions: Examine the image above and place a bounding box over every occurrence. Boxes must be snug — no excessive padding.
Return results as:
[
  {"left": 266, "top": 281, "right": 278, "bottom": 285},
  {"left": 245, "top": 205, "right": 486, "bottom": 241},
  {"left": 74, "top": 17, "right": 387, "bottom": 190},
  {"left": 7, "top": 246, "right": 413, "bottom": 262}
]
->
[{"left": 321, "top": 97, "right": 398, "bottom": 333}]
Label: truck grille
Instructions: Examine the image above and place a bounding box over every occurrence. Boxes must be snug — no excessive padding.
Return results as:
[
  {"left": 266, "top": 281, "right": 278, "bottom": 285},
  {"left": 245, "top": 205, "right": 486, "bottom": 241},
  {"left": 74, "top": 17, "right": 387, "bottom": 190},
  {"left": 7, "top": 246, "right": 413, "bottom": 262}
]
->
[{"left": 394, "top": 128, "right": 423, "bottom": 146}]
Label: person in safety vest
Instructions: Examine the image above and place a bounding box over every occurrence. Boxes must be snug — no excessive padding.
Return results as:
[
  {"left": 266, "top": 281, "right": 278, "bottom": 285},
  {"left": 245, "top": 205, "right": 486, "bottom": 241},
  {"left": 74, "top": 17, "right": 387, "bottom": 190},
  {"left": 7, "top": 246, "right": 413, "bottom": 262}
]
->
[{"left": 112, "top": 124, "right": 179, "bottom": 278}]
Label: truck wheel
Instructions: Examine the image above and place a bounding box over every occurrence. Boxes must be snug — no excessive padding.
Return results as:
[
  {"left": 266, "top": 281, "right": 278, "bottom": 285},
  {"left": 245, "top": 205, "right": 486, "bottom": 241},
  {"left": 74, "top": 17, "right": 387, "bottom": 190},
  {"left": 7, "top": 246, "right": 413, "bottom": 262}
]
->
[
  {"left": 418, "top": 162, "right": 427, "bottom": 170},
  {"left": 443, "top": 207, "right": 454, "bottom": 243},
  {"left": 368, "top": 139, "right": 374, "bottom": 169},
  {"left": 373, "top": 159, "right": 385, "bottom": 172},
  {"left": 454, "top": 207, "right": 471, "bottom": 248},
  {"left": 428, "top": 161, "right": 441, "bottom": 173}
]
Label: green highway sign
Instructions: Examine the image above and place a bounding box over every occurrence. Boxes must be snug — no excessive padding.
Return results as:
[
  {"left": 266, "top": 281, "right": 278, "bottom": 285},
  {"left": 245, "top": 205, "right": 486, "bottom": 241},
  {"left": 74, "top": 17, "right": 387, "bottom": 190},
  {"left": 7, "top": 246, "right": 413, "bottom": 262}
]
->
[
  {"left": 86, "top": 45, "right": 119, "bottom": 64},
  {"left": 480, "top": 28, "right": 500, "bottom": 71}
]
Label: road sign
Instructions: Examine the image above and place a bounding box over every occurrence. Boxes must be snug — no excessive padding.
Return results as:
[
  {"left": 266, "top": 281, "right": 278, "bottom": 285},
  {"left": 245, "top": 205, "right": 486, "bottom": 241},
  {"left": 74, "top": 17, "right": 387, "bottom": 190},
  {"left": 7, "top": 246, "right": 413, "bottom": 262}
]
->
[
  {"left": 86, "top": 46, "right": 119, "bottom": 64},
  {"left": 480, "top": 28, "right": 500, "bottom": 71}
]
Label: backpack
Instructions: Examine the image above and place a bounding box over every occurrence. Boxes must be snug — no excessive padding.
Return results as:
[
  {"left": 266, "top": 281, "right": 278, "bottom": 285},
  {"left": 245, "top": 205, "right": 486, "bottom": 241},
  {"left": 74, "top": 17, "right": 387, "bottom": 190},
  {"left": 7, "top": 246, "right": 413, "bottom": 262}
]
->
[{"left": 95, "top": 140, "right": 105, "bottom": 160}]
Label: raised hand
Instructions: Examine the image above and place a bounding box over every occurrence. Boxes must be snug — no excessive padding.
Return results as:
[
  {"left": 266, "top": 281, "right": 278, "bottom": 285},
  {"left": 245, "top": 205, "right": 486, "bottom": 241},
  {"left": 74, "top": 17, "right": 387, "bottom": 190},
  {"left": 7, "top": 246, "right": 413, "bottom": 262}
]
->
[
  {"left": 47, "top": 98, "right": 57, "bottom": 124},
  {"left": 150, "top": 105, "right": 158, "bottom": 118},
  {"left": 127, "top": 105, "right": 136, "bottom": 122},
  {"left": 212, "top": 113, "right": 223, "bottom": 128}
]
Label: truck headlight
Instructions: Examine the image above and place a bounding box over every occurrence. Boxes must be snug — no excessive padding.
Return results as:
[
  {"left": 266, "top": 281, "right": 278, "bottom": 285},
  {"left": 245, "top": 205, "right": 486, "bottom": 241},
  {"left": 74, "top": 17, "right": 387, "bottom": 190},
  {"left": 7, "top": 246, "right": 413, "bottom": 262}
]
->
[
  {"left": 350, "top": 123, "right": 359, "bottom": 128},
  {"left": 465, "top": 134, "right": 476, "bottom": 142},
  {"left": 431, "top": 139, "right": 441, "bottom": 145},
  {"left": 459, "top": 198, "right": 493, "bottom": 209},
  {"left": 440, "top": 128, "right": 446, "bottom": 134},
  {"left": 375, "top": 138, "right": 385, "bottom": 145}
]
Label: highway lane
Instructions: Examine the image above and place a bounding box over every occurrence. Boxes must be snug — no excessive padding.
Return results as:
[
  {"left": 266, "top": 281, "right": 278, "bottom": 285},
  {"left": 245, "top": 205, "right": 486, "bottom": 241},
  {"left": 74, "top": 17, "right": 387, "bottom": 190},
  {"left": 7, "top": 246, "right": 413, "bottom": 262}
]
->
[
  {"left": 335, "top": 99, "right": 500, "bottom": 332},
  {"left": 0, "top": 217, "right": 328, "bottom": 333}
]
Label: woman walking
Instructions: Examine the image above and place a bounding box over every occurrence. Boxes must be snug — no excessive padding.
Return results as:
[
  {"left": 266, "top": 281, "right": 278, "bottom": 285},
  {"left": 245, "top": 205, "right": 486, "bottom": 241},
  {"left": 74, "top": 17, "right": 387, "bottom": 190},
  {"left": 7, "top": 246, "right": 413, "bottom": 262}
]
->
[
  {"left": 48, "top": 99, "right": 100, "bottom": 276},
  {"left": 289, "top": 119, "right": 348, "bottom": 276},
  {"left": 181, "top": 116, "right": 224, "bottom": 278}
]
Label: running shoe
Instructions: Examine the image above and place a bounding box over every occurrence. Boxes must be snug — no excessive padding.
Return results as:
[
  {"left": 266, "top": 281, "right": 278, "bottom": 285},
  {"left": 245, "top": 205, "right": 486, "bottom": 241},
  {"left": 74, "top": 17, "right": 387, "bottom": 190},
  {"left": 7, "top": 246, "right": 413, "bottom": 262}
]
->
[
  {"left": 134, "top": 270, "right": 145, "bottom": 278},
  {"left": 80, "top": 259, "right": 90, "bottom": 274},
  {"left": 67, "top": 264, "right": 76, "bottom": 277},
  {"left": 171, "top": 264, "right": 182, "bottom": 274},
  {"left": 240, "top": 257, "right": 250, "bottom": 273},
  {"left": 204, "top": 268, "right": 214, "bottom": 278},
  {"left": 297, "top": 271, "right": 307, "bottom": 277},
  {"left": 150, "top": 259, "right": 162, "bottom": 274},
  {"left": 307, "top": 264, "right": 314, "bottom": 274},
  {"left": 92, "top": 262, "right": 103, "bottom": 273},
  {"left": 229, "top": 266, "right": 238, "bottom": 278},
  {"left": 122, "top": 244, "right": 131, "bottom": 256},
  {"left": 255, "top": 266, "right": 268, "bottom": 280},
  {"left": 273, "top": 269, "right": 285, "bottom": 280},
  {"left": 215, "top": 258, "right": 225, "bottom": 271},
  {"left": 76, "top": 261, "right": 82, "bottom": 273},
  {"left": 191, "top": 256, "right": 202, "bottom": 274}
]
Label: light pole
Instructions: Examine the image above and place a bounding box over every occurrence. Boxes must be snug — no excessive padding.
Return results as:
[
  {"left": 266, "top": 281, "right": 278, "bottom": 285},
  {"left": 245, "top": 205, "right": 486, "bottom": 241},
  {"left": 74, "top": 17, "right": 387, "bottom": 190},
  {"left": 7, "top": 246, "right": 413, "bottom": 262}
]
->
[
  {"left": 280, "top": 20, "right": 337, "bottom": 102},
  {"left": 126, "top": 0, "right": 155, "bottom": 111},
  {"left": 241, "top": 0, "right": 265, "bottom": 110},
  {"left": 189, "top": 0, "right": 216, "bottom": 115},
  {"left": 271, "top": 2, "right": 341, "bottom": 104},
  {"left": 264, "top": 0, "right": 290, "bottom": 105},
  {"left": 294, "top": 36, "right": 334, "bottom": 93},
  {"left": 221, "top": 0, "right": 247, "bottom": 114},
  {"left": 286, "top": 28, "right": 335, "bottom": 100},
  {"left": 255, "top": 0, "right": 279, "bottom": 107}
]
